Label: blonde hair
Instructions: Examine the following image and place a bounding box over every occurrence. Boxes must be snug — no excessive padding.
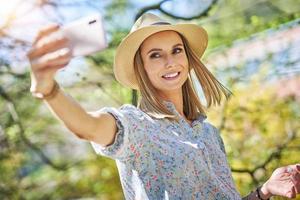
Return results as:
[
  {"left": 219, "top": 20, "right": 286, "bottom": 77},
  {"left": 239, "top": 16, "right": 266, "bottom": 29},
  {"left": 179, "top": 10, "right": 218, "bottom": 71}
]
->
[{"left": 133, "top": 32, "right": 232, "bottom": 121}]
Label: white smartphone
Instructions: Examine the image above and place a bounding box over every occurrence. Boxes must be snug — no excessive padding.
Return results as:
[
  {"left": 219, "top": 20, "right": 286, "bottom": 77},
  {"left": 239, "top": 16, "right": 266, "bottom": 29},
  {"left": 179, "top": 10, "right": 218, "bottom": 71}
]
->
[{"left": 60, "top": 13, "right": 108, "bottom": 57}]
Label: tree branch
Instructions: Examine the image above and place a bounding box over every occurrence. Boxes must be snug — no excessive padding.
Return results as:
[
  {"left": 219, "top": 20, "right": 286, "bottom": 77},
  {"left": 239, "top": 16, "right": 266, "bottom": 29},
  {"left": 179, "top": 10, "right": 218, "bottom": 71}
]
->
[
  {"left": 136, "top": 0, "right": 218, "bottom": 20},
  {"left": 79, "top": 80, "right": 124, "bottom": 105},
  {"left": 0, "top": 86, "right": 71, "bottom": 171},
  {"left": 218, "top": 93, "right": 299, "bottom": 183},
  {"left": 231, "top": 127, "right": 298, "bottom": 183}
]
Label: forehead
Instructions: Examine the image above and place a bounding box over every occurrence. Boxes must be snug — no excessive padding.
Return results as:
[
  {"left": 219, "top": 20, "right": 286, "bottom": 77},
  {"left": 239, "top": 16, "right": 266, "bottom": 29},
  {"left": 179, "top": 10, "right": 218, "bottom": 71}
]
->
[{"left": 140, "top": 30, "right": 183, "bottom": 52}]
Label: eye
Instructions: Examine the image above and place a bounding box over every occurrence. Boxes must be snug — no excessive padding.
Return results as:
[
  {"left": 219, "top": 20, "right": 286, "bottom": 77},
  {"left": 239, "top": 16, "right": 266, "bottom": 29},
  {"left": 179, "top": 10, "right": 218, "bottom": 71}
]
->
[
  {"left": 149, "top": 52, "right": 160, "bottom": 59},
  {"left": 173, "top": 47, "right": 183, "bottom": 54}
]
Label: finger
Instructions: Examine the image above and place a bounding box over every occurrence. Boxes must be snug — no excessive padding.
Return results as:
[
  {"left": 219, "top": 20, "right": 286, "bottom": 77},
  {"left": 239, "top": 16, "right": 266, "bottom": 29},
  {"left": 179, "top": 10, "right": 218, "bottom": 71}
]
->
[
  {"left": 47, "top": 57, "right": 71, "bottom": 69},
  {"left": 33, "top": 23, "right": 60, "bottom": 45},
  {"left": 39, "top": 56, "right": 71, "bottom": 73},
  {"left": 28, "top": 35, "right": 69, "bottom": 60},
  {"left": 39, "top": 59, "right": 71, "bottom": 74},
  {"left": 292, "top": 173, "right": 300, "bottom": 194},
  {"left": 31, "top": 48, "right": 71, "bottom": 70},
  {"left": 288, "top": 165, "right": 300, "bottom": 175},
  {"left": 296, "top": 164, "right": 300, "bottom": 173},
  {"left": 35, "top": 48, "right": 71, "bottom": 70},
  {"left": 286, "top": 186, "right": 296, "bottom": 199},
  {"left": 285, "top": 166, "right": 293, "bottom": 176},
  {"left": 295, "top": 185, "right": 300, "bottom": 195}
]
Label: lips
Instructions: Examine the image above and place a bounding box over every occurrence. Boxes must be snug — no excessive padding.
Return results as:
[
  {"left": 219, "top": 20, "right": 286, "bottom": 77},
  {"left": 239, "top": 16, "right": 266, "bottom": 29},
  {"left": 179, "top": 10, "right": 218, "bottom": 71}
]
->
[{"left": 162, "top": 72, "right": 180, "bottom": 80}]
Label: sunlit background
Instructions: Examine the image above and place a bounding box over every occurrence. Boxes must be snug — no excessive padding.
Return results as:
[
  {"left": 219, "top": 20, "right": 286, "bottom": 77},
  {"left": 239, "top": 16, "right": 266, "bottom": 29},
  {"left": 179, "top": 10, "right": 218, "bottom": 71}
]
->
[{"left": 0, "top": 0, "right": 299, "bottom": 199}]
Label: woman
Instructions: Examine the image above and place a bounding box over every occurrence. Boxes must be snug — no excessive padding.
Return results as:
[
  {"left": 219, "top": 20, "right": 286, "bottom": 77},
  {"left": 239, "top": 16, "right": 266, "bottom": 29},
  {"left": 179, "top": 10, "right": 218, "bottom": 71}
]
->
[{"left": 27, "top": 13, "right": 300, "bottom": 199}]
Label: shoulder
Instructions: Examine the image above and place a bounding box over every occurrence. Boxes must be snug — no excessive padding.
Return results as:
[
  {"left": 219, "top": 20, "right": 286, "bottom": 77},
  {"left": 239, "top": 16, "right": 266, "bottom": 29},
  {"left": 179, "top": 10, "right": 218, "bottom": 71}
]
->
[
  {"left": 118, "top": 104, "right": 154, "bottom": 122},
  {"left": 203, "top": 122, "right": 223, "bottom": 142},
  {"left": 202, "top": 121, "right": 218, "bottom": 133},
  {"left": 118, "top": 104, "right": 152, "bottom": 121},
  {"left": 201, "top": 121, "right": 222, "bottom": 143},
  {"left": 97, "top": 104, "right": 143, "bottom": 118},
  {"left": 119, "top": 104, "right": 143, "bottom": 115},
  {"left": 90, "top": 104, "right": 152, "bottom": 160},
  {"left": 101, "top": 104, "right": 155, "bottom": 128},
  {"left": 203, "top": 121, "right": 226, "bottom": 154}
]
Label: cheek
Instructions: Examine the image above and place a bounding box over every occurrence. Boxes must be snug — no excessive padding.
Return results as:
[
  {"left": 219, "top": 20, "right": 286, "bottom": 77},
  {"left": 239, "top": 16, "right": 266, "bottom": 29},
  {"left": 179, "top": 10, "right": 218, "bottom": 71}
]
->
[
  {"left": 145, "top": 68, "right": 160, "bottom": 84},
  {"left": 143, "top": 65, "right": 163, "bottom": 88},
  {"left": 178, "top": 54, "right": 188, "bottom": 66},
  {"left": 144, "top": 61, "right": 163, "bottom": 78}
]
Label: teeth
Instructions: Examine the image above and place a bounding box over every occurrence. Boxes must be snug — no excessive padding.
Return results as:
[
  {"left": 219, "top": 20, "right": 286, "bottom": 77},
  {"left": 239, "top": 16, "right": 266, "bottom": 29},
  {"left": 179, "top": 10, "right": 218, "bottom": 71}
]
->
[{"left": 163, "top": 72, "right": 179, "bottom": 78}]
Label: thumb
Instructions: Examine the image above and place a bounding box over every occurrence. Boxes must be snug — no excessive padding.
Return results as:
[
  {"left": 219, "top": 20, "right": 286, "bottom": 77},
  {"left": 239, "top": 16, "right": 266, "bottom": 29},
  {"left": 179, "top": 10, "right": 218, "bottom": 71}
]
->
[
  {"left": 296, "top": 164, "right": 300, "bottom": 172},
  {"left": 286, "top": 187, "right": 296, "bottom": 199}
]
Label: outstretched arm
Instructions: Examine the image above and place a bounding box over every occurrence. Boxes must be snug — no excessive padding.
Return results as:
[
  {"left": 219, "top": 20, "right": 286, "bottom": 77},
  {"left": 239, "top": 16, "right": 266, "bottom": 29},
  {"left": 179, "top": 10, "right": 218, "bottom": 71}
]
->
[
  {"left": 27, "top": 24, "right": 117, "bottom": 147},
  {"left": 43, "top": 88, "right": 117, "bottom": 146},
  {"left": 242, "top": 164, "right": 300, "bottom": 199}
]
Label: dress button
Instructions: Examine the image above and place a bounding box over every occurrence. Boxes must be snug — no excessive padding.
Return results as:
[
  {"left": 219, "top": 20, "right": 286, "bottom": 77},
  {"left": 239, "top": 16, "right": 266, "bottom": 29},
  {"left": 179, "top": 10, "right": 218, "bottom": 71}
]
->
[{"left": 198, "top": 141, "right": 205, "bottom": 150}]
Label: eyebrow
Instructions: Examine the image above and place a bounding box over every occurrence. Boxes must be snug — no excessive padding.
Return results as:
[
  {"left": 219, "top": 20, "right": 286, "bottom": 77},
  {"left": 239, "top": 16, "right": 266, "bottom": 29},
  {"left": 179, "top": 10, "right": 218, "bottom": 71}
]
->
[{"left": 147, "top": 43, "right": 183, "bottom": 55}]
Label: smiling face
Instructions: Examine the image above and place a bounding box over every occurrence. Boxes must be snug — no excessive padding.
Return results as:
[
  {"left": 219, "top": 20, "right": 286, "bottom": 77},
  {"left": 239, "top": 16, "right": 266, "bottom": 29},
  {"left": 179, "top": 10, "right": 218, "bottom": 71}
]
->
[{"left": 140, "top": 30, "right": 189, "bottom": 97}]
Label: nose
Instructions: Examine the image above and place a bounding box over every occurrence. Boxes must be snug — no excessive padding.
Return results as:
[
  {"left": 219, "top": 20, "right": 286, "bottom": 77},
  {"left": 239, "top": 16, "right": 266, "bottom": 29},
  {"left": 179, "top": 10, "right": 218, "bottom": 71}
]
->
[{"left": 164, "top": 55, "right": 176, "bottom": 69}]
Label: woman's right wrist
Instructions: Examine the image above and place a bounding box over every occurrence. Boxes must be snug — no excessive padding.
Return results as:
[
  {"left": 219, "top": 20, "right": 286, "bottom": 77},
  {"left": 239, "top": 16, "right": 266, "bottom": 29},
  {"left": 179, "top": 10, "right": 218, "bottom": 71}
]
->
[{"left": 31, "top": 80, "right": 60, "bottom": 100}]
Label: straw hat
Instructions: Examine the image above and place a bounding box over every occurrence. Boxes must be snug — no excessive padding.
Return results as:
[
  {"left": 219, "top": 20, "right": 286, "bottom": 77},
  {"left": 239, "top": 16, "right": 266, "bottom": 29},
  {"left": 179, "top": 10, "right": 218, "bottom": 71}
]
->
[{"left": 114, "top": 13, "right": 208, "bottom": 90}]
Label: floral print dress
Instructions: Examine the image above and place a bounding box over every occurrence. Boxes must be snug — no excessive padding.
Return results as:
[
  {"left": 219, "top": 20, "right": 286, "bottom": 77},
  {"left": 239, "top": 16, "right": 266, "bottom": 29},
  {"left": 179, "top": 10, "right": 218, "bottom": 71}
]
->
[{"left": 91, "top": 101, "right": 242, "bottom": 200}]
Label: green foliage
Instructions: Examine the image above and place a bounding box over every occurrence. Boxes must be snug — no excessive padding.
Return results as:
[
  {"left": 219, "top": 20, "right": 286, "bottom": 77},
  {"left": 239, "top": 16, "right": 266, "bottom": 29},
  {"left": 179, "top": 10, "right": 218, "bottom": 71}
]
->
[
  {"left": 204, "top": 0, "right": 300, "bottom": 49},
  {"left": 208, "top": 80, "right": 300, "bottom": 197}
]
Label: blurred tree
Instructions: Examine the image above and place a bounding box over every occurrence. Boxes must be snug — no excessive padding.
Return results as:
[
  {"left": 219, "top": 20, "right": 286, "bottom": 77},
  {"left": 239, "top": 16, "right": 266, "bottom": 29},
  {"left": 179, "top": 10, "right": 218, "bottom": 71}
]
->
[{"left": 208, "top": 77, "right": 300, "bottom": 198}]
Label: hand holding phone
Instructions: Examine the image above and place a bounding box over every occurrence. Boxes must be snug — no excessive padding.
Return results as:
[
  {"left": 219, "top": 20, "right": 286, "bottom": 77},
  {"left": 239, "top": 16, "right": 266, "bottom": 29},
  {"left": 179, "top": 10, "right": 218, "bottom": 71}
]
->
[{"left": 27, "top": 13, "right": 107, "bottom": 96}]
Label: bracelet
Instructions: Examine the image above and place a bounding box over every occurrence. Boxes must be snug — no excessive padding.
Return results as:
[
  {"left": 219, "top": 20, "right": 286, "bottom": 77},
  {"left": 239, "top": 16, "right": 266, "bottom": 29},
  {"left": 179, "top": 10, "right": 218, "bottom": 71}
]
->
[
  {"left": 31, "top": 80, "right": 60, "bottom": 100},
  {"left": 256, "top": 187, "right": 270, "bottom": 200}
]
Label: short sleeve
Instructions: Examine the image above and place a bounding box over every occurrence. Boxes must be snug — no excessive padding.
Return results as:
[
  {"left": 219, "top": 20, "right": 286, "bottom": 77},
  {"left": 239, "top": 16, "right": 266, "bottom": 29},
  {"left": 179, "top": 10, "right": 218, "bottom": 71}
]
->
[{"left": 90, "top": 104, "right": 144, "bottom": 161}]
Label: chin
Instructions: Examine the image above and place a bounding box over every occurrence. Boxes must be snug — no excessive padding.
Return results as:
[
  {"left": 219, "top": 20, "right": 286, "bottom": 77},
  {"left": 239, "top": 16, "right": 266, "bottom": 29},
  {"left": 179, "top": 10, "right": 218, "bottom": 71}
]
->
[{"left": 156, "top": 83, "right": 184, "bottom": 93}]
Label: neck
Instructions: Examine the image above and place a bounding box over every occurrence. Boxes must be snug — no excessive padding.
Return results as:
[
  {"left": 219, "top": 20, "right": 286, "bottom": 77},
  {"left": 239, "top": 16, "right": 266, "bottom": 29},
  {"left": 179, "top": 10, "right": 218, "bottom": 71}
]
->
[{"left": 158, "top": 89, "right": 185, "bottom": 117}]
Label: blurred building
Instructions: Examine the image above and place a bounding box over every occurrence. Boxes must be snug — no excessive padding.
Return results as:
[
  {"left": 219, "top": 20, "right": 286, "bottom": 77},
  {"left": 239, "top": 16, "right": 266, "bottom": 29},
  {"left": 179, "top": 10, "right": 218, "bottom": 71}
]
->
[{"left": 205, "top": 18, "right": 300, "bottom": 100}]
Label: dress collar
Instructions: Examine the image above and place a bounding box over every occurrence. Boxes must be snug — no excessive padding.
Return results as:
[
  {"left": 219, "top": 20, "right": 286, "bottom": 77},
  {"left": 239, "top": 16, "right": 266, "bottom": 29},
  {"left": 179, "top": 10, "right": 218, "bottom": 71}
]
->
[
  {"left": 162, "top": 100, "right": 207, "bottom": 123},
  {"left": 162, "top": 100, "right": 177, "bottom": 112}
]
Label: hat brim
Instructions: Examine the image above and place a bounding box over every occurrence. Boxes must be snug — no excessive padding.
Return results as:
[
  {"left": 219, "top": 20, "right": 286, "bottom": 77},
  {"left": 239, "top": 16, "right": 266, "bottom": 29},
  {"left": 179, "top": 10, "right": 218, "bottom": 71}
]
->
[{"left": 114, "top": 24, "right": 208, "bottom": 90}]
